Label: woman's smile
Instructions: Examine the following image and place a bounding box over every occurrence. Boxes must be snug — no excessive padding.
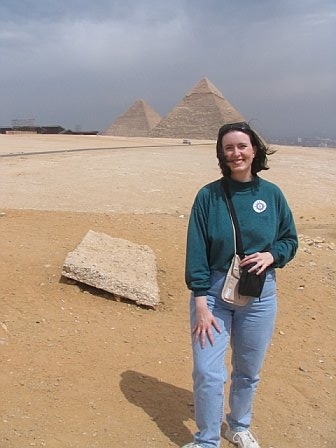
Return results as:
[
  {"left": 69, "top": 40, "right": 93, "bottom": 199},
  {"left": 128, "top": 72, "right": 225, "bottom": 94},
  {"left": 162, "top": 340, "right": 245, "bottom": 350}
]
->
[{"left": 222, "top": 130, "right": 256, "bottom": 181}]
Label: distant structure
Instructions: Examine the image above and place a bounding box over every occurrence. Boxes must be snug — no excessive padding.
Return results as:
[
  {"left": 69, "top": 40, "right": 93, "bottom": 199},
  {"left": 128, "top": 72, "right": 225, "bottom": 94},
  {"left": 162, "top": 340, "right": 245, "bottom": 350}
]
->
[
  {"left": 1, "top": 124, "right": 71, "bottom": 135},
  {"left": 12, "top": 118, "right": 36, "bottom": 130},
  {"left": 1, "top": 121, "right": 98, "bottom": 135},
  {"left": 149, "top": 77, "right": 245, "bottom": 140},
  {"left": 102, "top": 99, "right": 162, "bottom": 137}
]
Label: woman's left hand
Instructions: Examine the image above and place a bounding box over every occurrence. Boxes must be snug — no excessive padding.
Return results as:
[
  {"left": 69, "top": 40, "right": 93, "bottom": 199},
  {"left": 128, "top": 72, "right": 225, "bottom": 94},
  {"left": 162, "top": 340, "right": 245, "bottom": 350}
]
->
[{"left": 240, "top": 252, "right": 274, "bottom": 274}]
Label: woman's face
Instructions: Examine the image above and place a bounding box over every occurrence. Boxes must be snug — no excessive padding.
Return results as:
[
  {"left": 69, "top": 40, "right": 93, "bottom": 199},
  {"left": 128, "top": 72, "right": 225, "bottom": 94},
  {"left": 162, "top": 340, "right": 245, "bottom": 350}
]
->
[{"left": 221, "top": 130, "right": 256, "bottom": 181}]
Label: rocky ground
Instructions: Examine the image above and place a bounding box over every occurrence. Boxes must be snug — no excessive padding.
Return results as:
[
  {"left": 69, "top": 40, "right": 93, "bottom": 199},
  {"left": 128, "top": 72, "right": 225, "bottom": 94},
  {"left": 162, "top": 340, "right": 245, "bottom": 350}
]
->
[{"left": 0, "top": 134, "right": 335, "bottom": 448}]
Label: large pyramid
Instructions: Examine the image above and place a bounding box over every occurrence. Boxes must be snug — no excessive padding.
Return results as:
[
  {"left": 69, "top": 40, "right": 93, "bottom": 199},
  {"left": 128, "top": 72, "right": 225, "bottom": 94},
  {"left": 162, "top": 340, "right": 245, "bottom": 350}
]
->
[
  {"left": 149, "top": 78, "right": 245, "bottom": 140},
  {"left": 102, "top": 99, "right": 162, "bottom": 137}
]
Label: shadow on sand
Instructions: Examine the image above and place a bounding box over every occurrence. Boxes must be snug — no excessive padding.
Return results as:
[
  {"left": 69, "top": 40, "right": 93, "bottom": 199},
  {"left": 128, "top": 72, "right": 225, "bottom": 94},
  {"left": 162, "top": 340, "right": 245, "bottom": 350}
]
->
[{"left": 120, "top": 370, "right": 195, "bottom": 446}]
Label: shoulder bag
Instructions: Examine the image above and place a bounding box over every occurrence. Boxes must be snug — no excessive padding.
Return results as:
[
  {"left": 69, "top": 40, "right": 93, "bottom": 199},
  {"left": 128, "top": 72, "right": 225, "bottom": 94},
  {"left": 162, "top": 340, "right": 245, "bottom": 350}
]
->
[{"left": 221, "top": 180, "right": 266, "bottom": 305}]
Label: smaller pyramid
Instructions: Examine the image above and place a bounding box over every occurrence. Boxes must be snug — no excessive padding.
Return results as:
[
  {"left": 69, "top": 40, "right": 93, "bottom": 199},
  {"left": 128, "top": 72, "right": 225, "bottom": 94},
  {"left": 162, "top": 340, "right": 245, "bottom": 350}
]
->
[
  {"left": 102, "top": 99, "right": 162, "bottom": 137},
  {"left": 149, "top": 78, "right": 245, "bottom": 140}
]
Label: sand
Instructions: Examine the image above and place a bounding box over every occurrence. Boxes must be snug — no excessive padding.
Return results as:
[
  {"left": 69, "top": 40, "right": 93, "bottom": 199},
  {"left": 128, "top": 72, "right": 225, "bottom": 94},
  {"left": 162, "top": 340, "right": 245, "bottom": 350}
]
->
[{"left": 0, "top": 134, "right": 335, "bottom": 447}]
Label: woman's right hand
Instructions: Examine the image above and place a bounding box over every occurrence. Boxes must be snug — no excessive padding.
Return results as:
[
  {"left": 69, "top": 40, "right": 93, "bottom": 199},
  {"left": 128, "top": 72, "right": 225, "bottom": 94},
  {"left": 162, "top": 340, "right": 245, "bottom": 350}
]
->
[{"left": 192, "top": 296, "right": 221, "bottom": 348}]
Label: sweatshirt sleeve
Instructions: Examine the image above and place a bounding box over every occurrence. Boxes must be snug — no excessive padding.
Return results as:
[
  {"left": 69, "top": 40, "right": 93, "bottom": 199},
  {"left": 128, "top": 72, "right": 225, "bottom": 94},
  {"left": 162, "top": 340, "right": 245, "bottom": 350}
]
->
[
  {"left": 269, "top": 190, "right": 298, "bottom": 268},
  {"left": 185, "top": 191, "right": 211, "bottom": 296}
]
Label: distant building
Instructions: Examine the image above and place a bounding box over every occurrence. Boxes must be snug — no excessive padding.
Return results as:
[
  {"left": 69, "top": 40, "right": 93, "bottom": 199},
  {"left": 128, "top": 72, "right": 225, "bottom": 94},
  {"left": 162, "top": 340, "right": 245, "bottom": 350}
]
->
[{"left": 0, "top": 125, "right": 98, "bottom": 135}]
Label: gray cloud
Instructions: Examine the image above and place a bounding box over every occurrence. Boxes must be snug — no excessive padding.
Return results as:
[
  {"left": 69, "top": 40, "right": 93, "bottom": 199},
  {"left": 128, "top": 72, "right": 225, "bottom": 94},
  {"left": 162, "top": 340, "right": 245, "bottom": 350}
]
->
[{"left": 0, "top": 0, "right": 335, "bottom": 138}]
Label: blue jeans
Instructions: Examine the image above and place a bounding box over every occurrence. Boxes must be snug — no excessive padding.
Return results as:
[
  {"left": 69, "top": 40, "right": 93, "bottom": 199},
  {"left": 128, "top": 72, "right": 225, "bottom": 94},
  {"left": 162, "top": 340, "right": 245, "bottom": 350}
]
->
[{"left": 189, "top": 269, "right": 277, "bottom": 448}]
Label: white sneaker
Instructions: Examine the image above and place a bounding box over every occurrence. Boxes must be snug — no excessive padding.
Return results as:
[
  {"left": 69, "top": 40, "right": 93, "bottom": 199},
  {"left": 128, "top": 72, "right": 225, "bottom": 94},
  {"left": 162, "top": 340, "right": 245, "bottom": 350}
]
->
[
  {"left": 225, "top": 428, "right": 261, "bottom": 448},
  {"left": 181, "top": 444, "right": 203, "bottom": 448}
]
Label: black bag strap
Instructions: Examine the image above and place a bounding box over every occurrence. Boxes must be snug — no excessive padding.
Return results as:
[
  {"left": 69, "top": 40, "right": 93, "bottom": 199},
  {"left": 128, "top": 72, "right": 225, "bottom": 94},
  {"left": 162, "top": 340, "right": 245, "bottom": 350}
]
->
[{"left": 222, "top": 179, "right": 245, "bottom": 257}]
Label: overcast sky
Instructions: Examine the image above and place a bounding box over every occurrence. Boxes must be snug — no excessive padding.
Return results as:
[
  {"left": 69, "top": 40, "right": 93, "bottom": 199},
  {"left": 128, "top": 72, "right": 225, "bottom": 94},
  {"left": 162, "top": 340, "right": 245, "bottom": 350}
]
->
[{"left": 1, "top": 0, "right": 335, "bottom": 138}]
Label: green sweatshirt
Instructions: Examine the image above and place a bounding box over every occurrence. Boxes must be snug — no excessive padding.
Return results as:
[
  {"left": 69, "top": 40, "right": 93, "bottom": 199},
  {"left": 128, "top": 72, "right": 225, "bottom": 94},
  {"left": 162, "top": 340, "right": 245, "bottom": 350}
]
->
[{"left": 185, "top": 176, "right": 298, "bottom": 296}]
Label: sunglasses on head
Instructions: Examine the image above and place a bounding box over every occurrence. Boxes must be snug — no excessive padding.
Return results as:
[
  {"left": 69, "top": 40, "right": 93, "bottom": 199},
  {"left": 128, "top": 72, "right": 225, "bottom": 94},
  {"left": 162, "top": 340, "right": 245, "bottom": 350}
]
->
[{"left": 220, "top": 122, "right": 251, "bottom": 133}]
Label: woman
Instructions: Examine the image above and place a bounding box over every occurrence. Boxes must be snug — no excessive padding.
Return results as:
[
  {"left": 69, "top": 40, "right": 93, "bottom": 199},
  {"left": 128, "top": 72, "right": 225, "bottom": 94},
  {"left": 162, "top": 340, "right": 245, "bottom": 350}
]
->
[{"left": 183, "top": 122, "right": 298, "bottom": 448}]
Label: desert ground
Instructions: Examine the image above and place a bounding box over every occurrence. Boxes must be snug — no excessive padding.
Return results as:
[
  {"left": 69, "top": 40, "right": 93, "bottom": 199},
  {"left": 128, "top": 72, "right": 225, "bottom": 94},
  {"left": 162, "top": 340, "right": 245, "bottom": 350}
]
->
[{"left": 0, "top": 134, "right": 335, "bottom": 448}]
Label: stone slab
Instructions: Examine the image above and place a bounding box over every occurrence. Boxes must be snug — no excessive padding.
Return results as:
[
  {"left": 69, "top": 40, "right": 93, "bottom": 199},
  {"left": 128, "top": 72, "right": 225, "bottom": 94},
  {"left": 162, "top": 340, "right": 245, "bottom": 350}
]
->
[{"left": 62, "top": 230, "right": 160, "bottom": 307}]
